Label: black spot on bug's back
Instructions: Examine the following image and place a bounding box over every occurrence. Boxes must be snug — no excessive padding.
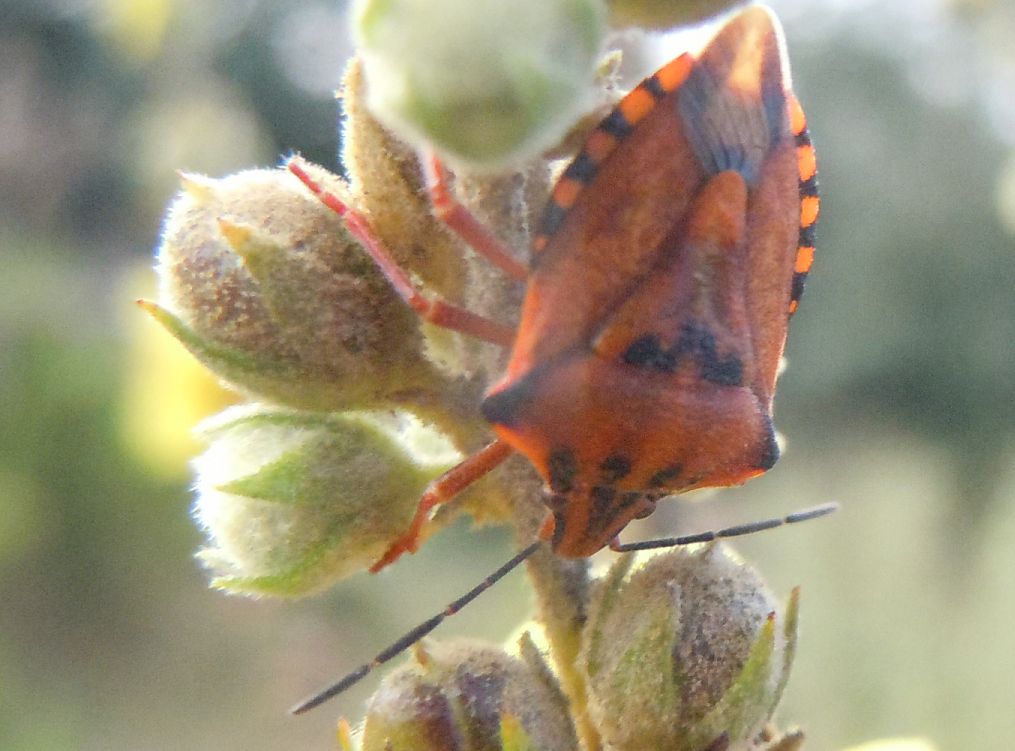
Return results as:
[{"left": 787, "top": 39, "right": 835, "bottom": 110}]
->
[
  {"left": 622, "top": 334, "right": 677, "bottom": 371},
  {"left": 799, "top": 174, "right": 819, "bottom": 199},
  {"left": 547, "top": 448, "right": 578, "bottom": 494},
  {"left": 799, "top": 223, "right": 816, "bottom": 248},
  {"left": 645, "top": 76, "right": 669, "bottom": 100},
  {"left": 790, "top": 271, "right": 807, "bottom": 304},
  {"left": 701, "top": 352, "right": 743, "bottom": 387},
  {"left": 683, "top": 323, "right": 743, "bottom": 387},
  {"left": 563, "top": 152, "right": 598, "bottom": 184},
  {"left": 650, "top": 463, "right": 683, "bottom": 488},
  {"left": 619, "top": 324, "right": 743, "bottom": 386},
  {"left": 643, "top": 74, "right": 668, "bottom": 100},
  {"left": 599, "top": 108, "right": 633, "bottom": 139},
  {"left": 600, "top": 454, "right": 632, "bottom": 483}
]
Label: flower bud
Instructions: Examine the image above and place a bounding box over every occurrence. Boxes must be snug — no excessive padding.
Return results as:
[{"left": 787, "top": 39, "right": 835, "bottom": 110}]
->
[
  {"left": 192, "top": 405, "right": 459, "bottom": 597},
  {"left": 340, "top": 59, "right": 474, "bottom": 302},
  {"left": 579, "top": 544, "right": 800, "bottom": 751},
  {"left": 146, "top": 165, "right": 456, "bottom": 415},
  {"left": 362, "top": 639, "right": 578, "bottom": 751},
  {"left": 338, "top": 58, "right": 528, "bottom": 383},
  {"left": 352, "top": 0, "right": 605, "bottom": 168},
  {"left": 605, "top": 0, "right": 743, "bottom": 30}
]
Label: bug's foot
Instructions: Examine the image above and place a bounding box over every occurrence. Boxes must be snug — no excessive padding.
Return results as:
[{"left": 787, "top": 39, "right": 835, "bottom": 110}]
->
[{"left": 369, "top": 533, "right": 419, "bottom": 573}]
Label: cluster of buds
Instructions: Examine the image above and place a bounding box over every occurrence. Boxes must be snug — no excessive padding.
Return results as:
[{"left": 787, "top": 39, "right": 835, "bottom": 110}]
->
[
  {"left": 139, "top": 0, "right": 860, "bottom": 748},
  {"left": 353, "top": 545, "right": 802, "bottom": 751},
  {"left": 146, "top": 57, "right": 530, "bottom": 596}
]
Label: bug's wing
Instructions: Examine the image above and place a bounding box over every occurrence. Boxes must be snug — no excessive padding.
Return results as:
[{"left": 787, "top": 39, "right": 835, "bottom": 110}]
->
[
  {"left": 678, "top": 4, "right": 813, "bottom": 402},
  {"left": 506, "top": 49, "right": 705, "bottom": 380},
  {"left": 504, "top": 7, "right": 808, "bottom": 408}
]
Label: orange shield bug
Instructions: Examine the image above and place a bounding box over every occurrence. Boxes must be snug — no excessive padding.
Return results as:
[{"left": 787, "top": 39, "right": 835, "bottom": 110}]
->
[
  {"left": 481, "top": 5, "right": 820, "bottom": 557},
  {"left": 287, "top": 4, "right": 826, "bottom": 710}
]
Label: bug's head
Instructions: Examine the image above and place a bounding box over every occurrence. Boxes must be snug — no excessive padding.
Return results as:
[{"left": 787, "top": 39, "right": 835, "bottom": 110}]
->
[
  {"left": 484, "top": 378, "right": 661, "bottom": 556},
  {"left": 482, "top": 355, "right": 780, "bottom": 557},
  {"left": 537, "top": 483, "right": 660, "bottom": 558}
]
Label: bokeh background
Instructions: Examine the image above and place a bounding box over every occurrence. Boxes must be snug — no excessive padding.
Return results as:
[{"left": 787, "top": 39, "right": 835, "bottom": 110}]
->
[{"left": 2, "top": 0, "right": 1013, "bottom": 748}]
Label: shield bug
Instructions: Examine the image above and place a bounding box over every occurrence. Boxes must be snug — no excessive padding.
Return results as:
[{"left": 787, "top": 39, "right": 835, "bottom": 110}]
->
[
  {"left": 287, "top": 3, "right": 826, "bottom": 710},
  {"left": 479, "top": 1, "right": 821, "bottom": 557}
]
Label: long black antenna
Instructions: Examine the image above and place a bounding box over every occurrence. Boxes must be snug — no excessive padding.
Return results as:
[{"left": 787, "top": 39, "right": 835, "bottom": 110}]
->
[
  {"left": 610, "top": 502, "right": 838, "bottom": 553},
  {"left": 290, "top": 540, "right": 542, "bottom": 715},
  {"left": 291, "top": 502, "right": 838, "bottom": 715}
]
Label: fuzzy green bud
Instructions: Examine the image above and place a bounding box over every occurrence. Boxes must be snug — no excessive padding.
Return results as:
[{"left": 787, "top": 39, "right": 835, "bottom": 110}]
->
[
  {"left": 579, "top": 544, "right": 799, "bottom": 751},
  {"left": 362, "top": 639, "right": 579, "bottom": 751},
  {"left": 146, "top": 165, "right": 455, "bottom": 415},
  {"left": 352, "top": 0, "right": 606, "bottom": 168},
  {"left": 191, "top": 405, "right": 458, "bottom": 597},
  {"left": 337, "top": 58, "right": 543, "bottom": 387},
  {"left": 605, "top": 0, "right": 744, "bottom": 30}
]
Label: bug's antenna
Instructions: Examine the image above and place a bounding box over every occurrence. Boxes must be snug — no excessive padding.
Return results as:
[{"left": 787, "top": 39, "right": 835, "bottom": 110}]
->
[
  {"left": 291, "top": 502, "right": 836, "bottom": 715},
  {"left": 290, "top": 540, "right": 542, "bottom": 715},
  {"left": 610, "top": 502, "right": 838, "bottom": 553}
]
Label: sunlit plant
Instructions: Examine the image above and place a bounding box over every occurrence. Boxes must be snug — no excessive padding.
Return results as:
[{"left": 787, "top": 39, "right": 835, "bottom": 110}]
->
[{"left": 141, "top": 1, "right": 923, "bottom": 748}]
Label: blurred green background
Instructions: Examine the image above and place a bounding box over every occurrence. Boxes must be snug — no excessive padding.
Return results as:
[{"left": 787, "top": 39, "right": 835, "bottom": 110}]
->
[{"left": 1, "top": 0, "right": 1013, "bottom": 749}]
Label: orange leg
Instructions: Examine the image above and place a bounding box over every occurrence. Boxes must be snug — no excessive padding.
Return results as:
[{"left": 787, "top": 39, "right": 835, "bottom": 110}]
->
[
  {"left": 287, "top": 158, "right": 516, "bottom": 346},
  {"left": 287, "top": 158, "right": 523, "bottom": 571},
  {"left": 422, "top": 154, "right": 528, "bottom": 281},
  {"left": 370, "top": 439, "right": 515, "bottom": 572}
]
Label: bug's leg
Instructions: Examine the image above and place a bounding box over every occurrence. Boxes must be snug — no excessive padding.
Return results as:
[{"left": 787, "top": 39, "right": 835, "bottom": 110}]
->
[
  {"left": 422, "top": 153, "right": 528, "bottom": 281},
  {"left": 370, "top": 439, "right": 515, "bottom": 572},
  {"left": 287, "top": 157, "right": 515, "bottom": 346}
]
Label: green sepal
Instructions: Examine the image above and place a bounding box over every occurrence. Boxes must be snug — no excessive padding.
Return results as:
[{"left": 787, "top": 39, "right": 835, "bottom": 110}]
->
[
  {"left": 582, "top": 552, "right": 635, "bottom": 680},
  {"left": 192, "top": 406, "right": 459, "bottom": 597},
  {"left": 769, "top": 586, "right": 801, "bottom": 716},
  {"left": 204, "top": 536, "right": 340, "bottom": 597},
  {"left": 605, "top": 0, "right": 743, "bottom": 30},
  {"left": 138, "top": 299, "right": 291, "bottom": 378},
  {"left": 687, "top": 613, "right": 777, "bottom": 750},
  {"left": 353, "top": 0, "right": 606, "bottom": 168}
]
